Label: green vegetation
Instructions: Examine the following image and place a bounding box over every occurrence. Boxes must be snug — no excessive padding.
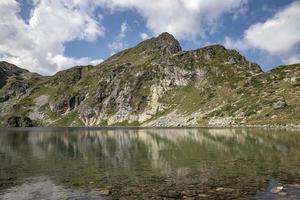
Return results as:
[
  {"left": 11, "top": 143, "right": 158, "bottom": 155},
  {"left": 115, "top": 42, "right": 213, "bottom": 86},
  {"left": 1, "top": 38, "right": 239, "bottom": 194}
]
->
[
  {"left": 50, "top": 111, "right": 83, "bottom": 127},
  {"left": 0, "top": 33, "right": 300, "bottom": 127}
]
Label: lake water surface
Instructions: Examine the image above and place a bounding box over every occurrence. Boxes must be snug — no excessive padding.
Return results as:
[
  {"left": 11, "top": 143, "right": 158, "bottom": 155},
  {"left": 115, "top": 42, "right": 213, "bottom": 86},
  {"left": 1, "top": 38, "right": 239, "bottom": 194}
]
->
[{"left": 1, "top": 128, "right": 300, "bottom": 200}]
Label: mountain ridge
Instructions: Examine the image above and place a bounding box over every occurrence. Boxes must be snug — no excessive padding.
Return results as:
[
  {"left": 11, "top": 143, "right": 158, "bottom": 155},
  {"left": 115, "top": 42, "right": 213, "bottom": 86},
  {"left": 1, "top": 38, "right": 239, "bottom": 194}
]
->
[{"left": 1, "top": 32, "right": 300, "bottom": 127}]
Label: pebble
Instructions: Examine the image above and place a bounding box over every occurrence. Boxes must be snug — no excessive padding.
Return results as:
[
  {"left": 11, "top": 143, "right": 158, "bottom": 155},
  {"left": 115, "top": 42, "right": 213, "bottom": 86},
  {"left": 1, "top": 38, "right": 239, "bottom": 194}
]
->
[
  {"left": 98, "top": 189, "right": 111, "bottom": 196},
  {"left": 161, "top": 190, "right": 180, "bottom": 198},
  {"left": 216, "top": 187, "right": 235, "bottom": 192},
  {"left": 182, "top": 190, "right": 197, "bottom": 197},
  {"left": 278, "top": 192, "right": 287, "bottom": 196},
  {"left": 270, "top": 186, "right": 283, "bottom": 194}
]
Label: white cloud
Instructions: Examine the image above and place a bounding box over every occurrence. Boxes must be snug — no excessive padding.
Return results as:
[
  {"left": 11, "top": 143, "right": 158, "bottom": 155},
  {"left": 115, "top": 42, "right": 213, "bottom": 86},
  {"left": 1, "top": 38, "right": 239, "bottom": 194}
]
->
[
  {"left": 108, "top": 21, "right": 129, "bottom": 52},
  {"left": 120, "top": 21, "right": 128, "bottom": 38},
  {"left": 108, "top": 41, "right": 127, "bottom": 53},
  {"left": 140, "top": 33, "right": 150, "bottom": 40},
  {"left": 224, "top": 1, "right": 300, "bottom": 64},
  {"left": 285, "top": 55, "right": 300, "bottom": 65},
  {"left": 244, "top": 1, "right": 300, "bottom": 55},
  {"left": 0, "top": 0, "right": 248, "bottom": 74},
  {"left": 232, "top": 3, "right": 248, "bottom": 21},
  {"left": 47, "top": 54, "right": 103, "bottom": 72},
  {"left": 97, "top": 0, "right": 247, "bottom": 40},
  {"left": 223, "top": 36, "right": 248, "bottom": 51},
  {"left": 0, "top": 0, "right": 104, "bottom": 75}
]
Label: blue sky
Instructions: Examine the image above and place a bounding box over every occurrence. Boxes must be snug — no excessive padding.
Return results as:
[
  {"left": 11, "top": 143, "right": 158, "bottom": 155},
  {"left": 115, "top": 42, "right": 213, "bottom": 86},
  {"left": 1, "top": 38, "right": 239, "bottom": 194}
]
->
[{"left": 0, "top": 0, "right": 300, "bottom": 74}]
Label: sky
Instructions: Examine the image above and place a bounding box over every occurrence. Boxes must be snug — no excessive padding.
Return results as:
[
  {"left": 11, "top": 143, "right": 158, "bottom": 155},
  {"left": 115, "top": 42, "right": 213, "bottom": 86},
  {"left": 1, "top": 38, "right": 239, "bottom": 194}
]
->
[{"left": 0, "top": 0, "right": 300, "bottom": 75}]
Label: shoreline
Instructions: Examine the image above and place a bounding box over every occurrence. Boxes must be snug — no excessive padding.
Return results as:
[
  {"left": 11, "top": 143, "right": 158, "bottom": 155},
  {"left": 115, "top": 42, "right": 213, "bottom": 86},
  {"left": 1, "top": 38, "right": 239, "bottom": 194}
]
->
[{"left": 1, "top": 124, "right": 300, "bottom": 130}]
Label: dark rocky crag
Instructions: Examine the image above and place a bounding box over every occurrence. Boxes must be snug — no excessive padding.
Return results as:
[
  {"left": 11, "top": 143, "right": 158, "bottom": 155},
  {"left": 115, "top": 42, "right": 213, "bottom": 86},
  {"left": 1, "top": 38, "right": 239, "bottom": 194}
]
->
[{"left": 1, "top": 32, "right": 300, "bottom": 127}]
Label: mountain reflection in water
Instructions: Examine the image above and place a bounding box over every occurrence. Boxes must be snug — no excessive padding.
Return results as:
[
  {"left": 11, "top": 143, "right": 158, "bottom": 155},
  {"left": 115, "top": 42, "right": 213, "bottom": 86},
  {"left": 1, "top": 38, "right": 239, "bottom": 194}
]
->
[{"left": 0, "top": 128, "right": 300, "bottom": 199}]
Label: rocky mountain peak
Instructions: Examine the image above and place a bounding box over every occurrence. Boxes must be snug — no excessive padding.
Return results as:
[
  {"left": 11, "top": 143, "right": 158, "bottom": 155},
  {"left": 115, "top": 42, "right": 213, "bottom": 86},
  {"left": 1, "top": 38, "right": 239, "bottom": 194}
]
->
[
  {"left": 151, "top": 32, "right": 182, "bottom": 54},
  {"left": 1, "top": 33, "right": 300, "bottom": 128},
  {"left": 0, "top": 61, "right": 28, "bottom": 74},
  {"left": 193, "top": 44, "right": 263, "bottom": 74},
  {"left": 103, "top": 32, "right": 182, "bottom": 65},
  {"left": 198, "top": 44, "right": 237, "bottom": 57},
  {"left": 0, "top": 61, "right": 29, "bottom": 89}
]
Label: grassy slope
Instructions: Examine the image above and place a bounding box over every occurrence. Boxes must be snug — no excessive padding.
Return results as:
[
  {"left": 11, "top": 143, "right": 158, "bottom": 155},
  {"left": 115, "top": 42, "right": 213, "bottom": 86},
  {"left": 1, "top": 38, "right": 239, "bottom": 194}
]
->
[{"left": 0, "top": 41, "right": 300, "bottom": 127}]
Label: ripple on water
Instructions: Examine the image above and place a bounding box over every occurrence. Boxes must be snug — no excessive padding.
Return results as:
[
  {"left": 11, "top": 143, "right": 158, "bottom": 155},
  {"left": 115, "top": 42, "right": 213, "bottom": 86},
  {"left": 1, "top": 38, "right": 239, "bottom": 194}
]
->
[{"left": 0, "top": 177, "right": 107, "bottom": 200}]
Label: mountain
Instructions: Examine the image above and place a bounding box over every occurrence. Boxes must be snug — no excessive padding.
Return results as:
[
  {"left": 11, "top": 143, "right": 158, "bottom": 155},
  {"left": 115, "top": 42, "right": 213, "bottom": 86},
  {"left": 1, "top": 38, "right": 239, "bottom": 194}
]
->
[{"left": 1, "top": 33, "right": 300, "bottom": 127}]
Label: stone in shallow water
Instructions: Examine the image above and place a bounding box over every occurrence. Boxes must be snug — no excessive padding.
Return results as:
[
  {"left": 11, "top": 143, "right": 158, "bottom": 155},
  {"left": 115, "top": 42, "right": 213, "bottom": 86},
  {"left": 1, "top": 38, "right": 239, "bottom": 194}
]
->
[
  {"left": 215, "top": 187, "right": 235, "bottom": 193},
  {"left": 198, "top": 194, "right": 208, "bottom": 197},
  {"left": 182, "top": 190, "right": 197, "bottom": 197},
  {"left": 270, "top": 186, "right": 283, "bottom": 193},
  {"left": 272, "top": 100, "right": 287, "bottom": 110},
  {"left": 161, "top": 190, "right": 181, "bottom": 198},
  {"left": 98, "top": 189, "right": 111, "bottom": 196},
  {"left": 66, "top": 197, "right": 104, "bottom": 200},
  {"left": 278, "top": 192, "right": 287, "bottom": 196},
  {"left": 252, "top": 180, "right": 300, "bottom": 199}
]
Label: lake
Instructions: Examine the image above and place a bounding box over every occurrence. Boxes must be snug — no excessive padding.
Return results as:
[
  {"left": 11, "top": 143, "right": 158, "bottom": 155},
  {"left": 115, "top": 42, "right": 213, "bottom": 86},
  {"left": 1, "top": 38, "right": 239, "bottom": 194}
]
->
[{"left": 0, "top": 128, "right": 300, "bottom": 200}]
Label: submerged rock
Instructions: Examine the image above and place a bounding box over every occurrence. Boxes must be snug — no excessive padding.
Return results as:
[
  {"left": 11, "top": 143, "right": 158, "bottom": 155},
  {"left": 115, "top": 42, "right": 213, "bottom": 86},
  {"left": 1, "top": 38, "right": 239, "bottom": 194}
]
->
[
  {"left": 161, "top": 190, "right": 181, "bottom": 198},
  {"left": 278, "top": 191, "right": 287, "bottom": 196},
  {"left": 253, "top": 180, "right": 300, "bottom": 199},
  {"left": 98, "top": 189, "right": 111, "bottom": 196},
  {"left": 273, "top": 100, "right": 287, "bottom": 110},
  {"left": 67, "top": 197, "right": 104, "bottom": 200},
  {"left": 270, "top": 186, "right": 283, "bottom": 193}
]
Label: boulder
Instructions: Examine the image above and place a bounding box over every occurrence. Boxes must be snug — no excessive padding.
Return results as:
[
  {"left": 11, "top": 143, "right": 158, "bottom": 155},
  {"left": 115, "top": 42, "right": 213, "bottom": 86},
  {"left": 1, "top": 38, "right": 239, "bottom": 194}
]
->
[
  {"left": 273, "top": 100, "right": 287, "bottom": 110},
  {"left": 95, "top": 90, "right": 108, "bottom": 103},
  {"left": 51, "top": 95, "right": 85, "bottom": 114},
  {"left": 98, "top": 189, "right": 111, "bottom": 196},
  {"left": 7, "top": 117, "right": 33, "bottom": 127},
  {"left": 0, "top": 95, "right": 9, "bottom": 103},
  {"left": 270, "top": 186, "right": 283, "bottom": 193}
]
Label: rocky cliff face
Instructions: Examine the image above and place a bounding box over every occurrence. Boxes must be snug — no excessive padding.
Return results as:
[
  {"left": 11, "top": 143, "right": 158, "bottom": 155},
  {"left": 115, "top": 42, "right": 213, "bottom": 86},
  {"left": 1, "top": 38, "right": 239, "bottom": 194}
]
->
[
  {"left": 0, "top": 62, "right": 27, "bottom": 88},
  {"left": 0, "top": 33, "right": 300, "bottom": 127}
]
